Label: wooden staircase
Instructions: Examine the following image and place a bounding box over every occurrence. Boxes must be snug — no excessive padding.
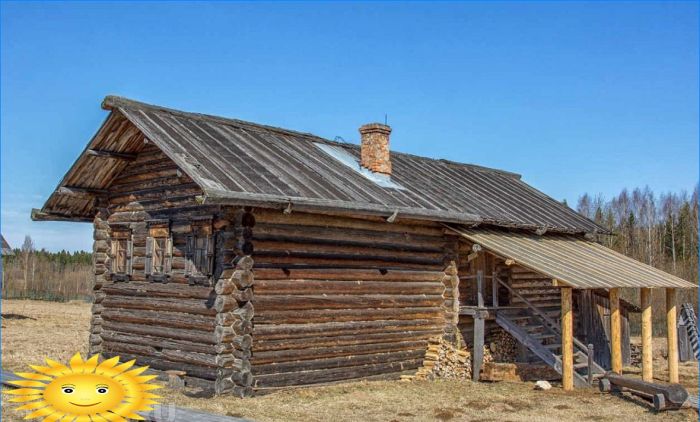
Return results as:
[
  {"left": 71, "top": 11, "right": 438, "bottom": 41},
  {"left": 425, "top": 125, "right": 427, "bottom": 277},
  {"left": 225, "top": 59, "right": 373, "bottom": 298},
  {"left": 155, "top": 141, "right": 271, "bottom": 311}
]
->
[{"left": 494, "top": 275, "right": 606, "bottom": 388}]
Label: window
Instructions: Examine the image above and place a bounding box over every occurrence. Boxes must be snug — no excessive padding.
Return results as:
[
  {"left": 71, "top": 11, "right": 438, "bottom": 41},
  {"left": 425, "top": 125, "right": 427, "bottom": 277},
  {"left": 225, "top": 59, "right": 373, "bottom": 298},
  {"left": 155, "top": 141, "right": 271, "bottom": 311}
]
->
[
  {"left": 110, "top": 228, "right": 132, "bottom": 281},
  {"left": 186, "top": 219, "right": 215, "bottom": 284},
  {"left": 145, "top": 222, "right": 172, "bottom": 282}
]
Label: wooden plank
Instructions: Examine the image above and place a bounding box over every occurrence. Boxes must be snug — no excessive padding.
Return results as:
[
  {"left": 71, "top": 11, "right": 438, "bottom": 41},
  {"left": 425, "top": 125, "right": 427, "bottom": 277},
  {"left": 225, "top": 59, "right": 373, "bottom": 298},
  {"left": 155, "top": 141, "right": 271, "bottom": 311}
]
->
[
  {"left": 666, "top": 288, "right": 679, "bottom": 383},
  {"left": 561, "top": 287, "right": 574, "bottom": 391},
  {"left": 610, "top": 288, "right": 622, "bottom": 374},
  {"left": 641, "top": 287, "right": 653, "bottom": 382},
  {"left": 87, "top": 148, "right": 138, "bottom": 161}
]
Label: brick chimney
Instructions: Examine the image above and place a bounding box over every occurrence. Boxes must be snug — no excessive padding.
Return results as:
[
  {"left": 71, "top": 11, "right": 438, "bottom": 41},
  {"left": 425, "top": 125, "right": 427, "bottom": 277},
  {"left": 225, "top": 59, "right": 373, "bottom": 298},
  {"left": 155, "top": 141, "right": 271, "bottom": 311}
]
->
[{"left": 359, "top": 123, "right": 392, "bottom": 175}]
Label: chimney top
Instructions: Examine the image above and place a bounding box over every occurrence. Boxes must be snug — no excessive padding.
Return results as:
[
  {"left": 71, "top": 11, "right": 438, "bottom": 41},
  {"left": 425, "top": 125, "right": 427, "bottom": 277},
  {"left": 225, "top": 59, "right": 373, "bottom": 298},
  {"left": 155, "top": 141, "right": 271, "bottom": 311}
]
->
[{"left": 359, "top": 123, "right": 392, "bottom": 175}]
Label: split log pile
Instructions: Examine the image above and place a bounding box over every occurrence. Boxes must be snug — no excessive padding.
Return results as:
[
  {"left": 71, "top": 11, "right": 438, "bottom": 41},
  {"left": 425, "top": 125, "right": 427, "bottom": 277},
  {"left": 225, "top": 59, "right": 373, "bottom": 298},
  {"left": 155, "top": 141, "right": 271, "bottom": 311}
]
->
[
  {"left": 487, "top": 328, "right": 519, "bottom": 362},
  {"left": 402, "top": 336, "right": 472, "bottom": 381}
]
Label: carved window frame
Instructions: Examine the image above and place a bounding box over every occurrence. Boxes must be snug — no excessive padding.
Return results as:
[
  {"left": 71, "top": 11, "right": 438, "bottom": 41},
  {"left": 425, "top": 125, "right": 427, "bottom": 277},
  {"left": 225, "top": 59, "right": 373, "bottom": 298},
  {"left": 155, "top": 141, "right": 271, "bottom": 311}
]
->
[
  {"left": 145, "top": 219, "right": 173, "bottom": 283},
  {"left": 110, "top": 226, "right": 133, "bottom": 282},
  {"left": 185, "top": 216, "right": 215, "bottom": 285}
]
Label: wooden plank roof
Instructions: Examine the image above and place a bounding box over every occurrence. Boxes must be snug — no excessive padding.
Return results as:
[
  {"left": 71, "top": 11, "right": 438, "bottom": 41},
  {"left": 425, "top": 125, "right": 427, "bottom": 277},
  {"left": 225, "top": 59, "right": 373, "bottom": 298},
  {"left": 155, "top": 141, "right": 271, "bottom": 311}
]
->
[
  {"left": 449, "top": 226, "right": 696, "bottom": 289},
  {"left": 33, "top": 96, "right": 606, "bottom": 234}
]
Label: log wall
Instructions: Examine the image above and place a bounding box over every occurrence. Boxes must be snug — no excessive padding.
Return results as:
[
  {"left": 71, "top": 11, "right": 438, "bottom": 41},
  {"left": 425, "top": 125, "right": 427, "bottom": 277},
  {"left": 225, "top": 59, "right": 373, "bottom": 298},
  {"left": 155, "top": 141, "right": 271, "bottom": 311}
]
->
[
  {"left": 93, "top": 144, "right": 255, "bottom": 394},
  {"left": 249, "top": 210, "right": 456, "bottom": 390}
]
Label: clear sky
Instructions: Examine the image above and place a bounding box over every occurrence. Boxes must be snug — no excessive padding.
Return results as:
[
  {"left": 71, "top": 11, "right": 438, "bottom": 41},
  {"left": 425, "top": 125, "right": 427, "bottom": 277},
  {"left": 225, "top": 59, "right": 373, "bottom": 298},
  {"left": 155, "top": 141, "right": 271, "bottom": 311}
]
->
[{"left": 1, "top": 1, "right": 698, "bottom": 252}]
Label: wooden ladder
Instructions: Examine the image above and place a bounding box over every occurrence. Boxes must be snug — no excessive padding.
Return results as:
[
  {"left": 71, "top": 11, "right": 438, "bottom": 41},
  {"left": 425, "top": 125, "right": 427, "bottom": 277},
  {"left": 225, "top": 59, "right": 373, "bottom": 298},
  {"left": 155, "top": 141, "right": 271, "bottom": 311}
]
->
[{"left": 680, "top": 303, "right": 700, "bottom": 360}]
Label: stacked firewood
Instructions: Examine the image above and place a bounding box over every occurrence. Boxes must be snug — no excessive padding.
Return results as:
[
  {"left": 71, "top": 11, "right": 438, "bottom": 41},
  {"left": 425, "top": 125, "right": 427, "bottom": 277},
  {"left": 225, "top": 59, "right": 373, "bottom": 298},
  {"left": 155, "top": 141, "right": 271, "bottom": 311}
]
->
[
  {"left": 487, "top": 328, "right": 519, "bottom": 362},
  {"left": 402, "top": 337, "right": 472, "bottom": 381}
]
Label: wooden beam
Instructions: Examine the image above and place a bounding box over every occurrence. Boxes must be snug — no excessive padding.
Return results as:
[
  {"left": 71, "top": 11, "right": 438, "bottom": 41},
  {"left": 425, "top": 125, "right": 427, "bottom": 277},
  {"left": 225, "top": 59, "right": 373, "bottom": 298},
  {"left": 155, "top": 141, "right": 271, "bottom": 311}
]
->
[
  {"left": 561, "top": 287, "right": 574, "bottom": 391},
  {"left": 609, "top": 287, "right": 623, "bottom": 374},
  {"left": 641, "top": 287, "right": 653, "bottom": 382},
  {"left": 86, "top": 149, "right": 137, "bottom": 161},
  {"left": 473, "top": 312, "right": 485, "bottom": 382},
  {"left": 58, "top": 186, "right": 109, "bottom": 197},
  {"left": 30, "top": 208, "right": 93, "bottom": 223},
  {"left": 476, "top": 270, "right": 484, "bottom": 308},
  {"left": 666, "top": 288, "right": 679, "bottom": 383}
]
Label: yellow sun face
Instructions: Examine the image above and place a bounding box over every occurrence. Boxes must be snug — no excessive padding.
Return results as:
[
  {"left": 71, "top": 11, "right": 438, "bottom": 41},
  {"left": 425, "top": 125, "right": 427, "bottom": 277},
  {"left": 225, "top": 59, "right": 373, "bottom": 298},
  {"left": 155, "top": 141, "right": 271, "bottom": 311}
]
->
[{"left": 6, "top": 352, "right": 161, "bottom": 421}]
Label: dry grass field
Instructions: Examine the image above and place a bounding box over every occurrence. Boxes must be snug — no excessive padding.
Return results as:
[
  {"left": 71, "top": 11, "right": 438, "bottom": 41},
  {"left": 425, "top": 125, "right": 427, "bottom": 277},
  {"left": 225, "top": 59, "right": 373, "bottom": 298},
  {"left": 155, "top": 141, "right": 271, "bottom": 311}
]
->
[{"left": 2, "top": 299, "right": 698, "bottom": 422}]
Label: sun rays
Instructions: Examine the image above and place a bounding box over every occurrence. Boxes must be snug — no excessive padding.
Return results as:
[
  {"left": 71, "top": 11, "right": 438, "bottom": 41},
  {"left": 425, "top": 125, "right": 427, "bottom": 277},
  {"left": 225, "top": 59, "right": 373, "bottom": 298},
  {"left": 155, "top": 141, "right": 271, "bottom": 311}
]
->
[{"left": 6, "top": 353, "right": 161, "bottom": 421}]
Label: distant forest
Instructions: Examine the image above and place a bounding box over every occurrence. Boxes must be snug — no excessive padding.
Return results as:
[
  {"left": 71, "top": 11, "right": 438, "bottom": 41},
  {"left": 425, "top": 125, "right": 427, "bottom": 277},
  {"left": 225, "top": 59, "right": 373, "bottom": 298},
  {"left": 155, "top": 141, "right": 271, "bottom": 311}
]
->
[
  {"left": 1, "top": 185, "right": 698, "bottom": 305},
  {"left": 2, "top": 236, "right": 93, "bottom": 301},
  {"left": 576, "top": 186, "right": 699, "bottom": 330}
]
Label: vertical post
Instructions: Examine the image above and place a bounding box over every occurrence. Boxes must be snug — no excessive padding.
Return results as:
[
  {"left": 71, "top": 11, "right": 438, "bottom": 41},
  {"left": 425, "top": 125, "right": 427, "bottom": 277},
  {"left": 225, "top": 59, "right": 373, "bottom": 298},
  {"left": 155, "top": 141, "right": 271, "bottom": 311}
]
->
[
  {"left": 473, "top": 311, "right": 485, "bottom": 382},
  {"left": 561, "top": 287, "right": 574, "bottom": 391},
  {"left": 640, "top": 287, "right": 653, "bottom": 382},
  {"left": 476, "top": 270, "right": 484, "bottom": 308},
  {"left": 587, "top": 343, "right": 594, "bottom": 386},
  {"left": 609, "top": 287, "right": 623, "bottom": 374},
  {"left": 492, "top": 271, "right": 498, "bottom": 308},
  {"left": 666, "top": 288, "right": 679, "bottom": 383}
]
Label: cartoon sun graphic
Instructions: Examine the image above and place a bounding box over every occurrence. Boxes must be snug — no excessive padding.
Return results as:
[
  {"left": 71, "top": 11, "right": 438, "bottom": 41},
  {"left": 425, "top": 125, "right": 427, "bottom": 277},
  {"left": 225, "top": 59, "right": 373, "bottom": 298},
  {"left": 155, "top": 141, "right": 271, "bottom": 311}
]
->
[{"left": 6, "top": 353, "right": 161, "bottom": 421}]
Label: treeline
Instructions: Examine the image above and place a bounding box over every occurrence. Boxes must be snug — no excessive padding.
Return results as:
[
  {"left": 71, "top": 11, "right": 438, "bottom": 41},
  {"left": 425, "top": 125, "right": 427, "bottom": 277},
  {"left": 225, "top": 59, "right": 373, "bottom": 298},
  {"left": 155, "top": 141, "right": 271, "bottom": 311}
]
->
[
  {"left": 1, "top": 235, "right": 93, "bottom": 301},
  {"left": 576, "top": 186, "right": 699, "bottom": 332}
]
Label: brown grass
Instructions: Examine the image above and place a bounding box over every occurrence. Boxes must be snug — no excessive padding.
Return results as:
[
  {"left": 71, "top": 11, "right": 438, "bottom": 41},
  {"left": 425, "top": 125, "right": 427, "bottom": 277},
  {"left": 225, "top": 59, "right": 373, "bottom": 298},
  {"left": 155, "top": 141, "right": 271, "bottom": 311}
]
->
[{"left": 2, "top": 300, "right": 698, "bottom": 422}]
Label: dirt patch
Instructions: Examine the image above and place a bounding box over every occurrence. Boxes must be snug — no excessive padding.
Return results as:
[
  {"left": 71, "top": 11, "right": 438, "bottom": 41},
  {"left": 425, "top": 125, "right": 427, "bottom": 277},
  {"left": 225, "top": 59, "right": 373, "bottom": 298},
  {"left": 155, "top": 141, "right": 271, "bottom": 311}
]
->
[{"left": 2, "top": 300, "right": 699, "bottom": 422}]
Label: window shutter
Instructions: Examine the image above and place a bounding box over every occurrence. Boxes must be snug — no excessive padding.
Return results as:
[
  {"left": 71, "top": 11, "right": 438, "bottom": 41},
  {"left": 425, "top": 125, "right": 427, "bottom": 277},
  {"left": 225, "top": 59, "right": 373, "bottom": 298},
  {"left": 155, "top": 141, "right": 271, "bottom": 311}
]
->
[
  {"left": 145, "top": 236, "right": 153, "bottom": 276},
  {"left": 126, "top": 237, "right": 133, "bottom": 275},
  {"left": 206, "top": 234, "right": 215, "bottom": 276},
  {"left": 185, "top": 235, "right": 194, "bottom": 276},
  {"left": 111, "top": 240, "right": 118, "bottom": 274},
  {"left": 164, "top": 236, "right": 173, "bottom": 273}
]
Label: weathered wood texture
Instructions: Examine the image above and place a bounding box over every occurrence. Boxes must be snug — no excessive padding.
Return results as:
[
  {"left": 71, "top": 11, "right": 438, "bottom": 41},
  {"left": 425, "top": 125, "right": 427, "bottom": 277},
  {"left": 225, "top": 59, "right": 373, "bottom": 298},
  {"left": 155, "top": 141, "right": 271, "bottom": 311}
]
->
[
  {"left": 94, "top": 145, "right": 250, "bottom": 393},
  {"left": 574, "top": 289, "right": 632, "bottom": 370},
  {"left": 250, "top": 210, "right": 453, "bottom": 389}
]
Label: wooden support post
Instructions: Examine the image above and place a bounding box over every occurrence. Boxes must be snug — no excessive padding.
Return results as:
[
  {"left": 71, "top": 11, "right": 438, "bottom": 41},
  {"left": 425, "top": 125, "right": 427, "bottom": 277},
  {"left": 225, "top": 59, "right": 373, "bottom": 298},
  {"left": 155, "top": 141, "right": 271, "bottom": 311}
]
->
[
  {"left": 641, "top": 287, "right": 653, "bottom": 382},
  {"left": 473, "top": 312, "right": 485, "bottom": 382},
  {"left": 492, "top": 271, "right": 498, "bottom": 308},
  {"left": 609, "top": 287, "right": 623, "bottom": 374},
  {"left": 476, "top": 270, "right": 484, "bottom": 308},
  {"left": 561, "top": 287, "right": 574, "bottom": 391},
  {"left": 666, "top": 288, "right": 679, "bottom": 383}
]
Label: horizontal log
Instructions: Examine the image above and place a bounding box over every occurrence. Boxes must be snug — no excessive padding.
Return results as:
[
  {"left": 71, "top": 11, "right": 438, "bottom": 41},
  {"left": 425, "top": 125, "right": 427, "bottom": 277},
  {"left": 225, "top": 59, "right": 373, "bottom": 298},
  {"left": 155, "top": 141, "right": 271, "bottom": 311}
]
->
[
  {"left": 101, "top": 329, "right": 220, "bottom": 354},
  {"left": 101, "top": 309, "right": 216, "bottom": 332},
  {"left": 250, "top": 339, "right": 429, "bottom": 364},
  {"left": 253, "top": 239, "right": 444, "bottom": 260},
  {"left": 252, "top": 349, "right": 426, "bottom": 375},
  {"left": 101, "top": 350, "right": 218, "bottom": 381},
  {"left": 253, "top": 329, "right": 442, "bottom": 352},
  {"left": 102, "top": 320, "right": 217, "bottom": 344},
  {"left": 254, "top": 280, "right": 445, "bottom": 296},
  {"left": 254, "top": 306, "right": 443, "bottom": 324},
  {"left": 254, "top": 294, "right": 444, "bottom": 311},
  {"left": 253, "top": 318, "right": 445, "bottom": 340},
  {"left": 253, "top": 358, "right": 423, "bottom": 388},
  {"left": 102, "top": 295, "right": 216, "bottom": 316},
  {"left": 102, "top": 282, "right": 215, "bottom": 300},
  {"left": 253, "top": 268, "right": 444, "bottom": 282},
  {"left": 252, "top": 253, "right": 443, "bottom": 268},
  {"left": 252, "top": 209, "right": 444, "bottom": 236}
]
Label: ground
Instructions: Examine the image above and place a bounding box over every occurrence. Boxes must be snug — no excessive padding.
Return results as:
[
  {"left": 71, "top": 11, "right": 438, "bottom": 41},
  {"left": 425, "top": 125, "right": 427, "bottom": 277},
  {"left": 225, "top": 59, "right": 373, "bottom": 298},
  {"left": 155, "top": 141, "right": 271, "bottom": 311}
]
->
[{"left": 1, "top": 299, "right": 698, "bottom": 422}]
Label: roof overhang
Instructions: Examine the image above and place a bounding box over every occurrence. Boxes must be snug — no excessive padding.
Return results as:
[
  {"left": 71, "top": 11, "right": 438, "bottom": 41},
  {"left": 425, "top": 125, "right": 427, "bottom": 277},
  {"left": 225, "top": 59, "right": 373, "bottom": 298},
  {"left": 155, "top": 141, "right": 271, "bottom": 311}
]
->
[{"left": 447, "top": 226, "right": 696, "bottom": 289}]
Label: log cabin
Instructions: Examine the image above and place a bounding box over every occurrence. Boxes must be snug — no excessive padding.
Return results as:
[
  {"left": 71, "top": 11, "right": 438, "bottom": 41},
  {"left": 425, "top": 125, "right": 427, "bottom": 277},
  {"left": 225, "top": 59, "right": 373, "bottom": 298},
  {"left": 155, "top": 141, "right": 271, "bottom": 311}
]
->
[{"left": 33, "top": 96, "right": 695, "bottom": 396}]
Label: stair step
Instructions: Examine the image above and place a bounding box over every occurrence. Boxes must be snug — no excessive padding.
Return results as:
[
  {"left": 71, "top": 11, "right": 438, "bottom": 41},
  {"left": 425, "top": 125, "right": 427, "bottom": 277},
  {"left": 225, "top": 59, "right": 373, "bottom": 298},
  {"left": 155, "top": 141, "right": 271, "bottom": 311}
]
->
[
  {"left": 532, "top": 333, "right": 557, "bottom": 340},
  {"left": 574, "top": 362, "right": 589, "bottom": 369}
]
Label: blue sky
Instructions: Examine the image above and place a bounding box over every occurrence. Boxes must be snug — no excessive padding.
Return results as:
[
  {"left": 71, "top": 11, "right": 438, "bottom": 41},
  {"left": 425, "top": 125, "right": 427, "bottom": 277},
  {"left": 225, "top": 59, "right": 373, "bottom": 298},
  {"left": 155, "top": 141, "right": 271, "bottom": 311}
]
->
[{"left": 1, "top": 1, "right": 698, "bottom": 252}]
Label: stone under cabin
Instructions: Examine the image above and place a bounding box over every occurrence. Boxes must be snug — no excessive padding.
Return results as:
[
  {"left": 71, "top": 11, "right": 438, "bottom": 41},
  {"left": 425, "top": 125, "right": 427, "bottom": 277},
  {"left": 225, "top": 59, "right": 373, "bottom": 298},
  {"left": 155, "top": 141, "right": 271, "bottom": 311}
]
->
[{"left": 33, "top": 96, "right": 695, "bottom": 397}]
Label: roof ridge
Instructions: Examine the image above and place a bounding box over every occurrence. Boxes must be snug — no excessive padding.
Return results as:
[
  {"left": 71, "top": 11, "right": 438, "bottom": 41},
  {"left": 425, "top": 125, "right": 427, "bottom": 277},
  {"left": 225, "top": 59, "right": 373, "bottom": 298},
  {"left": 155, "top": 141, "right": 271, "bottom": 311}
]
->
[
  {"left": 102, "top": 95, "right": 329, "bottom": 143},
  {"left": 103, "top": 95, "right": 521, "bottom": 179}
]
